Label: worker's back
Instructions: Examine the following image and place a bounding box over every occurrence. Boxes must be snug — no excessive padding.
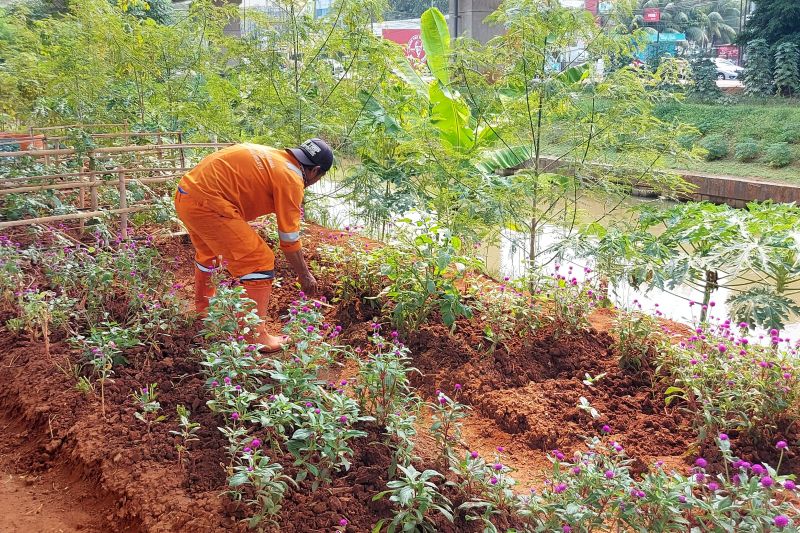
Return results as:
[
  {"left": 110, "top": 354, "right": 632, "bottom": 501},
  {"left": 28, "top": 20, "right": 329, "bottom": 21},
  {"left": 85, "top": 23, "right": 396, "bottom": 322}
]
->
[{"left": 181, "top": 143, "right": 305, "bottom": 221}]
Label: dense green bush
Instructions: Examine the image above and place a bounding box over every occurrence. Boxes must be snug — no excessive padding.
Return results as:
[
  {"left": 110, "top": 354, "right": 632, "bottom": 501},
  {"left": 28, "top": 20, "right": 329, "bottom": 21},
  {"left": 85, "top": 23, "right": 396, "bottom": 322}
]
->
[
  {"left": 743, "top": 39, "right": 774, "bottom": 97},
  {"left": 765, "top": 142, "right": 794, "bottom": 168},
  {"left": 734, "top": 140, "right": 760, "bottom": 162},
  {"left": 779, "top": 124, "right": 800, "bottom": 144},
  {"left": 689, "top": 58, "right": 721, "bottom": 102},
  {"left": 699, "top": 134, "right": 729, "bottom": 161},
  {"left": 774, "top": 42, "right": 800, "bottom": 96}
]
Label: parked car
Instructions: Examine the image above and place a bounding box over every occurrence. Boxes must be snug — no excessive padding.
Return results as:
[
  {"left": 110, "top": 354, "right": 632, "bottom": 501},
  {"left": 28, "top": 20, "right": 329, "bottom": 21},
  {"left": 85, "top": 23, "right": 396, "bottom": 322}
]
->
[{"left": 714, "top": 58, "right": 743, "bottom": 80}]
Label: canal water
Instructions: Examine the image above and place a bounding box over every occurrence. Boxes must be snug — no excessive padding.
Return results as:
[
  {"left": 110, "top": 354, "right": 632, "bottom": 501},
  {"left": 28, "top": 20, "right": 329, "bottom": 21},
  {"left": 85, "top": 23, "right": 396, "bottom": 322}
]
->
[{"left": 308, "top": 178, "right": 800, "bottom": 339}]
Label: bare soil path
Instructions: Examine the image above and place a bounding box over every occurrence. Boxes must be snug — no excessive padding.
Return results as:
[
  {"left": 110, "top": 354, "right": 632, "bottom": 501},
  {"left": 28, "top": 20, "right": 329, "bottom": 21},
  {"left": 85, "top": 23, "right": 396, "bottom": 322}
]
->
[{"left": 0, "top": 407, "right": 119, "bottom": 533}]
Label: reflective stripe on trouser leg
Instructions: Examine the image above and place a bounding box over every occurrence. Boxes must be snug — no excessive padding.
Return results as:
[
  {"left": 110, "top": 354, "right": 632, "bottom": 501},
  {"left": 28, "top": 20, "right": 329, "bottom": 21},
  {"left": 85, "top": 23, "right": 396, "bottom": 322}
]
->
[
  {"left": 195, "top": 261, "right": 214, "bottom": 273},
  {"left": 240, "top": 270, "right": 275, "bottom": 281}
]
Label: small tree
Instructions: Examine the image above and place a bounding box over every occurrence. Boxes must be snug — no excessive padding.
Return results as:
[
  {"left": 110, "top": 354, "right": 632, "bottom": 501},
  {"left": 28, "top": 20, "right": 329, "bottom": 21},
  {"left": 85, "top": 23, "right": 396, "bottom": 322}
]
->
[
  {"left": 689, "top": 57, "right": 722, "bottom": 101},
  {"left": 774, "top": 42, "right": 800, "bottom": 96},
  {"left": 743, "top": 38, "right": 774, "bottom": 96}
]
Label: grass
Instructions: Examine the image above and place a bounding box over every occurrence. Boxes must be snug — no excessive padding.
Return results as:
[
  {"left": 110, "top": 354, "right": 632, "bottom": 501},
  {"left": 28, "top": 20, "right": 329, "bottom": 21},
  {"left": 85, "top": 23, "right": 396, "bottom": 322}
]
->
[
  {"left": 653, "top": 99, "right": 800, "bottom": 184},
  {"left": 542, "top": 99, "right": 800, "bottom": 185}
]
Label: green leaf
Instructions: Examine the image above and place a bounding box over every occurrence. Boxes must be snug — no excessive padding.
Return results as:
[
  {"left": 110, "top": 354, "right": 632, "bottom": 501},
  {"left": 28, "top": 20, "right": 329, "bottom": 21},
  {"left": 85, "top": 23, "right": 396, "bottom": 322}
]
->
[
  {"left": 474, "top": 145, "right": 532, "bottom": 174},
  {"left": 358, "top": 90, "right": 402, "bottom": 135},
  {"left": 429, "top": 82, "right": 475, "bottom": 150},
  {"left": 420, "top": 7, "right": 450, "bottom": 85},
  {"left": 557, "top": 64, "right": 590, "bottom": 85}
]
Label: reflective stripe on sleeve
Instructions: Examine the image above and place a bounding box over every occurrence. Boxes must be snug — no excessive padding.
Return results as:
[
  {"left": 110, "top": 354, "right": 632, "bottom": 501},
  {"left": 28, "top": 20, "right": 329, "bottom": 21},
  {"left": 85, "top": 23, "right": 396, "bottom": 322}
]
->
[
  {"left": 278, "top": 230, "right": 300, "bottom": 242},
  {"left": 285, "top": 162, "right": 303, "bottom": 179}
]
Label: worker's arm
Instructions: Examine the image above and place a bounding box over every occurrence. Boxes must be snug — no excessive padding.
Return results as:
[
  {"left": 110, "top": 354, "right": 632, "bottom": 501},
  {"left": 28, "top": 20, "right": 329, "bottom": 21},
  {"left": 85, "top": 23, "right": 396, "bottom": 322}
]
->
[
  {"left": 273, "top": 174, "right": 316, "bottom": 296},
  {"left": 284, "top": 249, "right": 317, "bottom": 296}
]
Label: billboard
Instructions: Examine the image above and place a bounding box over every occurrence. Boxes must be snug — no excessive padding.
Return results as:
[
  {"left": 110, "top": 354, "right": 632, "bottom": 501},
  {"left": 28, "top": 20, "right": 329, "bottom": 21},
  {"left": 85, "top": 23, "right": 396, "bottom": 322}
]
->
[
  {"left": 717, "top": 45, "right": 740, "bottom": 62},
  {"left": 382, "top": 29, "right": 426, "bottom": 67},
  {"left": 643, "top": 7, "right": 661, "bottom": 22}
]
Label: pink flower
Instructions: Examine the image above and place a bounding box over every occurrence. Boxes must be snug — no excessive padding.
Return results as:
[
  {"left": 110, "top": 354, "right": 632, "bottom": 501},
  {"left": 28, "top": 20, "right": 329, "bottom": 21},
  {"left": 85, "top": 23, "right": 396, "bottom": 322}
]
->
[
  {"left": 695, "top": 458, "right": 707, "bottom": 468},
  {"left": 776, "top": 441, "right": 788, "bottom": 450},
  {"left": 604, "top": 470, "right": 615, "bottom": 479},
  {"left": 554, "top": 483, "right": 567, "bottom": 494},
  {"left": 775, "top": 515, "right": 789, "bottom": 528},
  {"left": 601, "top": 425, "right": 611, "bottom": 433},
  {"left": 470, "top": 451, "right": 479, "bottom": 459},
  {"left": 339, "top": 518, "right": 348, "bottom": 527}
]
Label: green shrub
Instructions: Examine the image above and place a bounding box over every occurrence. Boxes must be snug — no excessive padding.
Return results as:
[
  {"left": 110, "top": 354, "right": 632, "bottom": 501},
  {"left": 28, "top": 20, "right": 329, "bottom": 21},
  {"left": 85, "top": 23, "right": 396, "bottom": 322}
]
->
[
  {"left": 734, "top": 140, "right": 760, "bottom": 162},
  {"left": 699, "top": 134, "right": 729, "bottom": 161},
  {"left": 675, "top": 133, "right": 698, "bottom": 150},
  {"left": 765, "top": 142, "right": 793, "bottom": 168},
  {"left": 779, "top": 124, "right": 800, "bottom": 144}
]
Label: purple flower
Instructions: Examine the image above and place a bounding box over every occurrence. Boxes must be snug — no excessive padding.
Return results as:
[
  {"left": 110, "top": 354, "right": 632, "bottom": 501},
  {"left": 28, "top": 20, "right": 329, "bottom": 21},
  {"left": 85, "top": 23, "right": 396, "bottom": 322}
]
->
[
  {"left": 695, "top": 458, "right": 707, "bottom": 469},
  {"left": 470, "top": 451, "right": 479, "bottom": 459},
  {"left": 306, "top": 325, "right": 315, "bottom": 333},
  {"left": 707, "top": 482, "right": 719, "bottom": 491},
  {"left": 751, "top": 464, "right": 766, "bottom": 475},
  {"left": 339, "top": 518, "right": 348, "bottom": 527},
  {"left": 601, "top": 424, "right": 611, "bottom": 433},
  {"left": 223, "top": 376, "right": 232, "bottom": 385},
  {"left": 454, "top": 383, "right": 462, "bottom": 390},
  {"left": 554, "top": 483, "right": 567, "bottom": 494},
  {"left": 678, "top": 495, "right": 687, "bottom": 503},
  {"left": 497, "top": 446, "right": 505, "bottom": 453},
  {"left": 489, "top": 476, "right": 498, "bottom": 485},
  {"left": 784, "top": 480, "right": 797, "bottom": 490},
  {"left": 211, "top": 380, "right": 219, "bottom": 387},
  {"left": 775, "top": 515, "right": 789, "bottom": 528},
  {"left": 493, "top": 463, "right": 503, "bottom": 471},
  {"left": 718, "top": 344, "right": 727, "bottom": 353},
  {"left": 438, "top": 396, "right": 448, "bottom": 405},
  {"left": 230, "top": 412, "right": 240, "bottom": 421},
  {"left": 695, "top": 472, "right": 705, "bottom": 483},
  {"left": 243, "top": 447, "right": 252, "bottom": 453},
  {"left": 604, "top": 470, "right": 615, "bottom": 479},
  {"left": 251, "top": 439, "right": 262, "bottom": 448},
  {"left": 777, "top": 440, "right": 788, "bottom": 450},
  {"left": 553, "top": 450, "right": 565, "bottom": 461},
  {"left": 339, "top": 415, "right": 348, "bottom": 424},
  {"left": 571, "top": 466, "right": 581, "bottom": 475},
  {"left": 562, "top": 526, "right": 572, "bottom": 533},
  {"left": 719, "top": 433, "right": 729, "bottom": 441},
  {"left": 761, "top": 476, "right": 774, "bottom": 488}
]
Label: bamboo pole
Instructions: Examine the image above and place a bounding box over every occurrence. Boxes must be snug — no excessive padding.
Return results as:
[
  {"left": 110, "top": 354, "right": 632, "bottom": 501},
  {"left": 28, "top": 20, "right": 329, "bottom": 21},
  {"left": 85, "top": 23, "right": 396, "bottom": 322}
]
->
[
  {"left": 0, "top": 174, "right": 184, "bottom": 195},
  {"left": 89, "top": 157, "right": 98, "bottom": 212},
  {"left": 0, "top": 166, "right": 192, "bottom": 182},
  {"left": 0, "top": 206, "right": 151, "bottom": 229},
  {"left": 118, "top": 169, "right": 128, "bottom": 239},
  {"left": 0, "top": 143, "right": 232, "bottom": 159}
]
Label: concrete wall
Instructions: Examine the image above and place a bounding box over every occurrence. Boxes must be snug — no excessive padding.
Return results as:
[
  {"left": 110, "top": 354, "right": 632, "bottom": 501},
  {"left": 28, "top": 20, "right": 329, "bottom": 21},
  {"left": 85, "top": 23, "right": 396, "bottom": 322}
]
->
[{"left": 448, "top": 0, "right": 504, "bottom": 43}]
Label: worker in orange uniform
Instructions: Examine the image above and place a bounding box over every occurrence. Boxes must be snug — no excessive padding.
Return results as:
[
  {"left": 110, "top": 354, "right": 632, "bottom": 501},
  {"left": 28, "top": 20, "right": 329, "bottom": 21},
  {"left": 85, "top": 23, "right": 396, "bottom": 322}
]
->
[{"left": 174, "top": 139, "right": 333, "bottom": 352}]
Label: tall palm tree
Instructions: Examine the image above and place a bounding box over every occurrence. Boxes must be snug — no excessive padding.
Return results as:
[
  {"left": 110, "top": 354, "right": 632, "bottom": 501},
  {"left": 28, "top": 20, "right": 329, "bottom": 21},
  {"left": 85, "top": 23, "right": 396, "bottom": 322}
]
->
[{"left": 633, "top": 0, "right": 740, "bottom": 49}]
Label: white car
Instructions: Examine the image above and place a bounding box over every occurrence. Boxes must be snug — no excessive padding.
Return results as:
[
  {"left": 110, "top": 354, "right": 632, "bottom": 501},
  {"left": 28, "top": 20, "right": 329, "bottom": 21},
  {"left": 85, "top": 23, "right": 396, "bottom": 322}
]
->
[{"left": 714, "top": 58, "right": 744, "bottom": 80}]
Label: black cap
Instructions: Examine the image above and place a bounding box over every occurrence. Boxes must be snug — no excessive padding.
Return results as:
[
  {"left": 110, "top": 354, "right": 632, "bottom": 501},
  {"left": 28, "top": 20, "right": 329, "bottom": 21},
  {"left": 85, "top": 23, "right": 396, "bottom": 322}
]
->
[{"left": 288, "top": 138, "right": 334, "bottom": 172}]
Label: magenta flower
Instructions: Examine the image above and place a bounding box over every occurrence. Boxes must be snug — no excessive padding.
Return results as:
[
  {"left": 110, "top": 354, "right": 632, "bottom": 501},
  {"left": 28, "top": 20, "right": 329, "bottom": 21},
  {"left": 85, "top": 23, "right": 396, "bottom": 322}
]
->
[
  {"left": 493, "top": 462, "right": 503, "bottom": 471},
  {"left": 497, "top": 446, "right": 505, "bottom": 453},
  {"left": 601, "top": 424, "right": 611, "bottom": 433},
  {"left": 761, "top": 476, "right": 774, "bottom": 488},
  {"left": 678, "top": 495, "right": 687, "bottom": 503},
  {"left": 470, "top": 451, "right": 479, "bottom": 459},
  {"left": 339, "top": 518, "right": 348, "bottom": 527},
  {"left": 554, "top": 483, "right": 567, "bottom": 494},
  {"left": 223, "top": 376, "right": 232, "bottom": 385},
  {"left": 454, "top": 383, "right": 462, "bottom": 390},
  {"left": 571, "top": 466, "right": 581, "bottom": 475},
  {"left": 230, "top": 412, "right": 240, "bottom": 420},
  {"left": 604, "top": 470, "right": 615, "bottom": 479},
  {"left": 751, "top": 464, "right": 766, "bottom": 475},
  {"left": 719, "top": 433, "right": 729, "bottom": 441},
  {"left": 339, "top": 415, "right": 348, "bottom": 424},
  {"left": 695, "top": 458, "right": 708, "bottom": 469},
  {"left": 775, "top": 515, "right": 789, "bottom": 528},
  {"left": 251, "top": 439, "right": 262, "bottom": 448},
  {"left": 707, "top": 482, "right": 719, "bottom": 491},
  {"left": 776, "top": 440, "right": 788, "bottom": 450},
  {"left": 562, "top": 526, "right": 572, "bottom": 533},
  {"left": 784, "top": 480, "right": 796, "bottom": 490}
]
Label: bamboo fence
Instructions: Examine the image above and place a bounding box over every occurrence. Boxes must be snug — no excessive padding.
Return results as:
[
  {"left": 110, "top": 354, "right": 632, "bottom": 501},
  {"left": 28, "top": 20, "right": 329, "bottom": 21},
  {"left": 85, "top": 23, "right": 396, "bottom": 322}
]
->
[{"left": 0, "top": 134, "right": 233, "bottom": 233}]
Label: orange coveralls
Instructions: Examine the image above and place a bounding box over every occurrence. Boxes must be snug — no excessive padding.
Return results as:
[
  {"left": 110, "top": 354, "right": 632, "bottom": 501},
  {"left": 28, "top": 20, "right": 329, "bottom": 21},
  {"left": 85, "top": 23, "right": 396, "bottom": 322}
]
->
[{"left": 174, "top": 144, "right": 305, "bottom": 279}]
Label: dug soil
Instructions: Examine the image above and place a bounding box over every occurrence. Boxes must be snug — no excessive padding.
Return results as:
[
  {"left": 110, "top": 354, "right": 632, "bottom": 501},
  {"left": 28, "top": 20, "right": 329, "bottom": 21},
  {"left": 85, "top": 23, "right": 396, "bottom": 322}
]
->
[{"left": 0, "top": 223, "right": 796, "bottom": 531}]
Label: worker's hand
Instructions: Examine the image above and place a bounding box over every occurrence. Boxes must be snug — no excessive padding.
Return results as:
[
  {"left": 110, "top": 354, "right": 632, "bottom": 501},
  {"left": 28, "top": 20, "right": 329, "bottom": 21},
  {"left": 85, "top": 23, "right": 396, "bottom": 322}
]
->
[{"left": 299, "top": 273, "right": 318, "bottom": 297}]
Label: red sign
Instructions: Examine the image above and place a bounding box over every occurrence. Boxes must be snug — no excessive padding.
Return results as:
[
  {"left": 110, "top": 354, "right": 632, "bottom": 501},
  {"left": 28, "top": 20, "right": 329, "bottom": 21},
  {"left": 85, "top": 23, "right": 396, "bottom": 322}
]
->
[
  {"left": 643, "top": 7, "right": 661, "bottom": 22},
  {"left": 717, "top": 45, "right": 740, "bottom": 62},
  {"left": 382, "top": 29, "right": 426, "bottom": 67},
  {"left": 584, "top": 0, "right": 598, "bottom": 14}
]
